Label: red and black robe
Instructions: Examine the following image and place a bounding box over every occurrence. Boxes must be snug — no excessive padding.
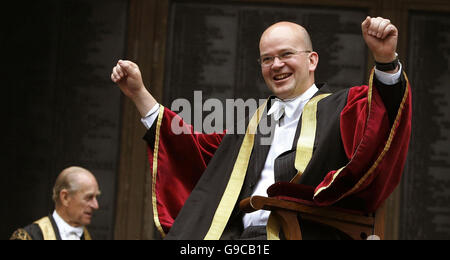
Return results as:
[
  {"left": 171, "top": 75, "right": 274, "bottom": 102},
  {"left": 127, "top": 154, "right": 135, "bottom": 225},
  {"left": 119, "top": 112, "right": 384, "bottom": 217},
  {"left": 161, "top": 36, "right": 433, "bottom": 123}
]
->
[{"left": 144, "top": 69, "right": 412, "bottom": 239}]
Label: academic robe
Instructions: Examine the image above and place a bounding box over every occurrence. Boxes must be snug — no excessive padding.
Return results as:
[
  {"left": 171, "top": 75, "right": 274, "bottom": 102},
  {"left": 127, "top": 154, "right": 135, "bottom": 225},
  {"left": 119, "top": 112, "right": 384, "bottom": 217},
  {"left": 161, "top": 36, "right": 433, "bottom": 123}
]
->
[
  {"left": 144, "top": 69, "right": 411, "bottom": 240},
  {"left": 10, "top": 215, "right": 92, "bottom": 240}
]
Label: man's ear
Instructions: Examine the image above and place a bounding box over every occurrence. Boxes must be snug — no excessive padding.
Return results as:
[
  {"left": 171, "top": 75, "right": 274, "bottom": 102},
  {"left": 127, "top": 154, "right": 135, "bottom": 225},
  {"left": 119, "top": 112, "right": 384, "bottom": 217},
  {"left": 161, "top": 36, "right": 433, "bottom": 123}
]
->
[
  {"left": 60, "top": 189, "right": 70, "bottom": 207},
  {"left": 309, "top": 52, "right": 319, "bottom": 72}
]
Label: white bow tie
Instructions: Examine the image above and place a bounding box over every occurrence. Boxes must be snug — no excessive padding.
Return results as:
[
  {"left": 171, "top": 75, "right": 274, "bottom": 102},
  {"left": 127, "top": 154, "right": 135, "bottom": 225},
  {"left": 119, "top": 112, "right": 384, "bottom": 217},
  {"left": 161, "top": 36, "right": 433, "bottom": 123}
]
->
[
  {"left": 67, "top": 232, "right": 80, "bottom": 240},
  {"left": 65, "top": 227, "right": 83, "bottom": 240},
  {"left": 268, "top": 100, "right": 287, "bottom": 122}
]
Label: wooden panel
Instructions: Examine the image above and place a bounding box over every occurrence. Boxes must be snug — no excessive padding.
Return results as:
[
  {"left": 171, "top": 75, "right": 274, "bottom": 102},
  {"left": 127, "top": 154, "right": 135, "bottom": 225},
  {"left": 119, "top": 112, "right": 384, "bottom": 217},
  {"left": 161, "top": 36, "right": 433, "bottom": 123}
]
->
[
  {"left": 400, "top": 6, "right": 450, "bottom": 240},
  {"left": 114, "top": 0, "right": 158, "bottom": 240},
  {"left": 163, "top": 1, "right": 369, "bottom": 136},
  {"left": 114, "top": 0, "right": 170, "bottom": 240},
  {"left": 3, "top": 0, "right": 127, "bottom": 240}
]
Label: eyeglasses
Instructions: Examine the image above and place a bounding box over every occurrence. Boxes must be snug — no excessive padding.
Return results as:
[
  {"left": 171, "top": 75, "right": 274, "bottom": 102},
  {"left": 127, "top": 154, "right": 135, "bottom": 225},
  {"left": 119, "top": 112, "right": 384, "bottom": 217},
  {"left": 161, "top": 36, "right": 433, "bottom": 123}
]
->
[{"left": 258, "top": 50, "right": 312, "bottom": 67}]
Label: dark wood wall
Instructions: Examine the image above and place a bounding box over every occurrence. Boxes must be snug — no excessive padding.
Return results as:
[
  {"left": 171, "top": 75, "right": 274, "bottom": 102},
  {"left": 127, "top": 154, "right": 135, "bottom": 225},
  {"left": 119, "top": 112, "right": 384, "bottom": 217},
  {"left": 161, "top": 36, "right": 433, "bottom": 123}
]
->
[
  {"left": 2, "top": 0, "right": 128, "bottom": 240},
  {"left": 2, "top": 0, "right": 449, "bottom": 240}
]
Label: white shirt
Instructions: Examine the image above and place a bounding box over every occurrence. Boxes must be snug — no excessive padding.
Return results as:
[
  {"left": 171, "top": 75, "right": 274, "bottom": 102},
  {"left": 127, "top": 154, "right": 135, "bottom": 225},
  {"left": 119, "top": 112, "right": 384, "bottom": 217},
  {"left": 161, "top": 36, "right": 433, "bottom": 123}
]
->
[
  {"left": 140, "top": 66, "right": 403, "bottom": 228},
  {"left": 52, "top": 210, "right": 84, "bottom": 240},
  {"left": 242, "top": 84, "right": 319, "bottom": 227}
]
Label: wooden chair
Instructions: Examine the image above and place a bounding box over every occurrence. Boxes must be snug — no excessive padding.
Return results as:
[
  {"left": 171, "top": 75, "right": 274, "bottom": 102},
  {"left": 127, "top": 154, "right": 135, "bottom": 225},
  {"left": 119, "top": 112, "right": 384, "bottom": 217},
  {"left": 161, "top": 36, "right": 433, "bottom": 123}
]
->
[{"left": 239, "top": 195, "right": 385, "bottom": 240}]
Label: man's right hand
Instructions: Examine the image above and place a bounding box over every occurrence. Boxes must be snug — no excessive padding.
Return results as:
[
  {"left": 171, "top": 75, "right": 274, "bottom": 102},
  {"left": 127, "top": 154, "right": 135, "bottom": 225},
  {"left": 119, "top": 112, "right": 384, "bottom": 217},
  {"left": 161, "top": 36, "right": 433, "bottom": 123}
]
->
[
  {"left": 111, "top": 60, "right": 145, "bottom": 98},
  {"left": 111, "top": 60, "right": 157, "bottom": 117}
]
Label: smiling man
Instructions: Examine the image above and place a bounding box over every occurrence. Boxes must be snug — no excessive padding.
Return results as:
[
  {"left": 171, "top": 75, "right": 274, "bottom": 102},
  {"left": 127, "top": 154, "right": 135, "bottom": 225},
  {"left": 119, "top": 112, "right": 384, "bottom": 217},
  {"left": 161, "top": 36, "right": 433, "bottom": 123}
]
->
[
  {"left": 11, "top": 166, "right": 100, "bottom": 240},
  {"left": 259, "top": 22, "right": 317, "bottom": 100},
  {"left": 111, "top": 16, "right": 411, "bottom": 240}
]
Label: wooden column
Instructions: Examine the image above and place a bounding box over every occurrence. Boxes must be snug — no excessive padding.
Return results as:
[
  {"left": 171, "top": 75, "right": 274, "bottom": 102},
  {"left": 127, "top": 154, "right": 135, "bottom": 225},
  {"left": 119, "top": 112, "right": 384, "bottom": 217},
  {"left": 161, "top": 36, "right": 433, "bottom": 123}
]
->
[{"left": 114, "top": 0, "right": 169, "bottom": 240}]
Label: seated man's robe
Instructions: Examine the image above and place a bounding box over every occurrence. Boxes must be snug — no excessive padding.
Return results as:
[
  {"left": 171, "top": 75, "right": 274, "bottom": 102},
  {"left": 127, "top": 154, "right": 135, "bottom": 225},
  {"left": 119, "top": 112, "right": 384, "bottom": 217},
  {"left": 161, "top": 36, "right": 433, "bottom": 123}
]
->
[
  {"left": 144, "top": 69, "right": 412, "bottom": 239},
  {"left": 10, "top": 215, "right": 92, "bottom": 240}
]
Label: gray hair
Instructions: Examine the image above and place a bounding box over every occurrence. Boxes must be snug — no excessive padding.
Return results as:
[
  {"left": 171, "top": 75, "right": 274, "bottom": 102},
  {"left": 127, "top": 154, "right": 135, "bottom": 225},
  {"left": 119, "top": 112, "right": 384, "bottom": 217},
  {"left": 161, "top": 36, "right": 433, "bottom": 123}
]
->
[{"left": 52, "top": 166, "right": 92, "bottom": 204}]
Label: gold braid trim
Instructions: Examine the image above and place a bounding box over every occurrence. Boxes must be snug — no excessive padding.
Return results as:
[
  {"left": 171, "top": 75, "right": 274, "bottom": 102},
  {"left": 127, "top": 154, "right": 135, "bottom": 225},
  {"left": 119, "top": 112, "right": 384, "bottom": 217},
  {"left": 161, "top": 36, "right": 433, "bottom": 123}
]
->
[
  {"left": 267, "top": 93, "right": 331, "bottom": 240},
  {"left": 10, "top": 229, "right": 33, "bottom": 240},
  {"left": 204, "top": 100, "right": 268, "bottom": 240},
  {"left": 152, "top": 105, "right": 166, "bottom": 238},
  {"left": 83, "top": 228, "right": 92, "bottom": 240}
]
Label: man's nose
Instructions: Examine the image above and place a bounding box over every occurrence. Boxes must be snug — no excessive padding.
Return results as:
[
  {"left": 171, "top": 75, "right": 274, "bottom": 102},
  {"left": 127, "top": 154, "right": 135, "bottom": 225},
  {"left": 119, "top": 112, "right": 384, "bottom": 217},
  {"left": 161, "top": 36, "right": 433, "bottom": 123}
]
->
[
  {"left": 271, "top": 57, "right": 285, "bottom": 69},
  {"left": 91, "top": 198, "right": 99, "bottom": 210}
]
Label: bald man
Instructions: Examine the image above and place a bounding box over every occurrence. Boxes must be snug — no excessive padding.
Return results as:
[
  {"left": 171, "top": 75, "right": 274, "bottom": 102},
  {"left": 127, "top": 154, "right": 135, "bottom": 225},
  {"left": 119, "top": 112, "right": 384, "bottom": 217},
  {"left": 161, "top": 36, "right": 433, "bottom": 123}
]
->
[
  {"left": 111, "top": 17, "right": 411, "bottom": 239},
  {"left": 10, "top": 167, "right": 100, "bottom": 240}
]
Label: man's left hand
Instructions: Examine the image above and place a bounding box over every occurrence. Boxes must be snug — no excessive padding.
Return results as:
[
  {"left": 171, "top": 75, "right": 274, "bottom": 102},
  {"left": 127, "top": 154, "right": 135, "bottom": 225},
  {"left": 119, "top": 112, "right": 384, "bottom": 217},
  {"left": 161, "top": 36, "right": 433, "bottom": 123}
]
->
[{"left": 361, "top": 16, "right": 398, "bottom": 63}]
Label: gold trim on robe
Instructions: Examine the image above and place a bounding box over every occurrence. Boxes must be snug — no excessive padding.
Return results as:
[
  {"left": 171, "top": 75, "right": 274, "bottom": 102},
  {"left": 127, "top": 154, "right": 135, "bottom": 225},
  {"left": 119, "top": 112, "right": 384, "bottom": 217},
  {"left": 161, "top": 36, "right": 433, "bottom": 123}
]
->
[
  {"left": 12, "top": 217, "right": 92, "bottom": 240},
  {"left": 83, "top": 228, "right": 92, "bottom": 240},
  {"left": 313, "top": 70, "right": 410, "bottom": 199},
  {"left": 34, "top": 217, "right": 57, "bottom": 240},
  {"left": 152, "top": 105, "right": 166, "bottom": 238},
  {"left": 292, "top": 93, "right": 332, "bottom": 183},
  {"left": 204, "top": 100, "right": 268, "bottom": 240},
  {"left": 10, "top": 228, "right": 33, "bottom": 240},
  {"left": 267, "top": 93, "right": 331, "bottom": 240}
]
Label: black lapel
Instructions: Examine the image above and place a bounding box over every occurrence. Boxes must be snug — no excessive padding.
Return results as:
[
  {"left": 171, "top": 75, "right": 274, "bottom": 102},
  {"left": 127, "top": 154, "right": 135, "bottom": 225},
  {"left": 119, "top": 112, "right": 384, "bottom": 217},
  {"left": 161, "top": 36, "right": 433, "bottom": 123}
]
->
[
  {"left": 272, "top": 83, "right": 334, "bottom": 181},
  {"left": 48, "top": 214, "right": 62, "bottom": 240},
  {"left": 239, "top": 98, "right": 275, "bottom": 200},
  {"left": 291, "top": 83, "right": 332, "bottom": 149}
]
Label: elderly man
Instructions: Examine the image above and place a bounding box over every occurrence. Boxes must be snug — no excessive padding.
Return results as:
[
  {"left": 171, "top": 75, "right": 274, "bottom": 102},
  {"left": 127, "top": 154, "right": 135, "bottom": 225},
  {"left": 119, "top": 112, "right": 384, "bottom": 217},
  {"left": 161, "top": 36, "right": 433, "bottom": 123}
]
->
[
  {"left": 10, "top": 166, "right": 100, "bottom": 240},
  {"left": 111, "top": 16, "right": 411, "bottom": 239}
]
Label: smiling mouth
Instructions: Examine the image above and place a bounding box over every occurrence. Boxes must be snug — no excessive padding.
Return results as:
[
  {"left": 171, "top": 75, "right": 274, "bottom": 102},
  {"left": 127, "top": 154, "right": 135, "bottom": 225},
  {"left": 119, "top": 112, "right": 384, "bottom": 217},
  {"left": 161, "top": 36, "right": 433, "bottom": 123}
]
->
[{"left": 273, "top": 73, "right": 292, "bottom": 81}]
